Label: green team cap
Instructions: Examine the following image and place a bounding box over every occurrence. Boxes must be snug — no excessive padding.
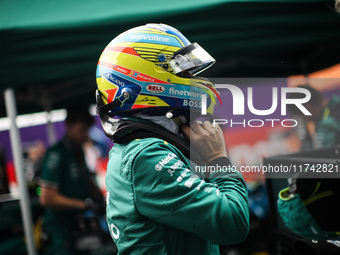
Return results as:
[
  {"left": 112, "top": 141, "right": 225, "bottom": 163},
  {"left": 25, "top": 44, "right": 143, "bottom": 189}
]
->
[{"left": 277, "top": 176, "right": 340, "bottom": 242}]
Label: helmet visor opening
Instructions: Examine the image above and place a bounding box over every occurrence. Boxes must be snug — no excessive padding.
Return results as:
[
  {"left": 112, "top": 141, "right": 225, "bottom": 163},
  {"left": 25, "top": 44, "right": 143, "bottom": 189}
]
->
[{"left": 169, "top": 43, "right": 215, "bottom": 75}]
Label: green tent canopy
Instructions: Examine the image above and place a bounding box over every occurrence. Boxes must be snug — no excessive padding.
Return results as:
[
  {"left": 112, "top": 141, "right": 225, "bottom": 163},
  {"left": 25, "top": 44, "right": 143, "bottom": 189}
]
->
[
  {"left": 1, "top": 0, "right": 340, "bottom": 116},
  {"left": 1, "top": 2, "right": 339, "bottom": 254}
]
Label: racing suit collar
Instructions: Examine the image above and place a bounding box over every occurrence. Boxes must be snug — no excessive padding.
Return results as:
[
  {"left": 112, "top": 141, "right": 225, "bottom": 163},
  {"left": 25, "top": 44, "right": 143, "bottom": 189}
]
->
[{"left": 133, "top": 113, "right": 186, "bottom": 135}]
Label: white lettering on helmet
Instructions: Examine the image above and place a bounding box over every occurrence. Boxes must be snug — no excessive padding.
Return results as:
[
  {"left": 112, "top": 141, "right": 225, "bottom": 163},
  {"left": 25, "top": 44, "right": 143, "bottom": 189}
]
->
[
  {"left": 130, "top": 34, "right": 170, "bottom": 43},
  {"left": 169, "top": 87, "right": 202, "bottom": 99},
  {"left": 112, "top": 77, "right": 125, "bottom": 86},
  {"left": 146, "top": 84, "right": 165, "bottom": 93},
  {"left": 183, "top": 100, "right": 202, "bottom": 108}
]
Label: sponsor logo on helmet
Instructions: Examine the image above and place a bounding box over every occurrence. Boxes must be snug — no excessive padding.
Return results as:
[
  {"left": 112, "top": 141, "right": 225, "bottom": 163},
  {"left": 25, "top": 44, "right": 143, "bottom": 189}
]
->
[
  {"left": 169, "top": 87, "right": 202, "bottom": 99},
  {"left": 183, "top": 100, "right": 202, "bottom": 108},
  {"left": 130, "top": 34, "right": 170, "bottom": 43},
  {"left": 113, "top": 32, "right": 182, "bottom": 47},
  {"left": 108, "top": 75, "right": 125, "bottom": 86},
  {"left": 146, "top": 84, "right": 165, "bottom": 94}
]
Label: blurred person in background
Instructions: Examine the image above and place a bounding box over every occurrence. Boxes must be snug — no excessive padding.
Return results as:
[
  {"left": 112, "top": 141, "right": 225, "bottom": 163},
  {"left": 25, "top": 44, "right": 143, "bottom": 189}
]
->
[
  {"left": 304, "top": 85, "right": 340, "bottom": 148},
  {"left": 39, "top": 105, "right": 104, "bottom": 255},
  {"left": 288, "top": 85, "right": 340, "bottom": 150},
  {"left": 24, "top": 141, "right": 46, "bottom": 195}
]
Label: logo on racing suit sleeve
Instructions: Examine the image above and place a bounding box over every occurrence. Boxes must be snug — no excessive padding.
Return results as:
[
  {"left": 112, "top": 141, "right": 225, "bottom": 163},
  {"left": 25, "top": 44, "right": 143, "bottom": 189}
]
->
[{"left": 154, "top": 153, "right": 177, "bottom": 171}]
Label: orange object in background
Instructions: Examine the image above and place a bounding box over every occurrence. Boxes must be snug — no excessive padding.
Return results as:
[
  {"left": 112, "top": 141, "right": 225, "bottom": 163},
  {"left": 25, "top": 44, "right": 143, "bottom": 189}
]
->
[{"left": 288, "top": 63, "right": 340, "bottom": 91}]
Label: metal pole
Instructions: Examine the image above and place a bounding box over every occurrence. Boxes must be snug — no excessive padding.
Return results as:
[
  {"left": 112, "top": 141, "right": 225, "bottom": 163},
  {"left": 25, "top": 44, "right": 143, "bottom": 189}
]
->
[
  {"left": 4, "top": 88, "right": 37, "bottom": 255},
  {"left": 46, "top": 111, "right": 57, "bottom": 145},
  {"left": 40, "top": 90, "right": 57, "bottom": 145}
]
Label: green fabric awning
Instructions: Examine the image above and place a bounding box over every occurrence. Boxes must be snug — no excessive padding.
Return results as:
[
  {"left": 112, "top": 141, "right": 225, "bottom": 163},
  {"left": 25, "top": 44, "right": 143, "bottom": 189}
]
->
[
  {"left": 1, "top": 0, "right": 325, "bottom": 29},
  {"left": 1, "top": 0, "right": 339, "bottom": 116}
]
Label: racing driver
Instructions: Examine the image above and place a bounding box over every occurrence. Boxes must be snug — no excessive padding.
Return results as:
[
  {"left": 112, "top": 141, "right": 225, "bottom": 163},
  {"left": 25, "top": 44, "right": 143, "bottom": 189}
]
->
[{"left": 95, "top": 23, "right": 249, "bottom": 254}]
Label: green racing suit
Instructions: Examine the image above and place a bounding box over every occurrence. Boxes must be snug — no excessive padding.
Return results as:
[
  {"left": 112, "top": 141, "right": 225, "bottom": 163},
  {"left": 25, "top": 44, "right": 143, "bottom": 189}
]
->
[{"left": 105, "top": 137, "right": 249, "bottom": 255}]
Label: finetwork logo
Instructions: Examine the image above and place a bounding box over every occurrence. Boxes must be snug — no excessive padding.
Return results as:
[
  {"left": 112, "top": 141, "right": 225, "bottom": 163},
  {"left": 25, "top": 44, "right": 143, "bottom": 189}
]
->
[
  {"left": 169, "top": 87, "right": 202, "bottom": 98},
  {"left": 200, "top": 84, "right": 312, "bottom": 128}
]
